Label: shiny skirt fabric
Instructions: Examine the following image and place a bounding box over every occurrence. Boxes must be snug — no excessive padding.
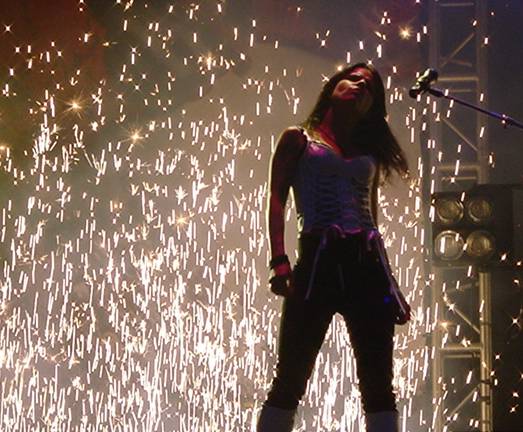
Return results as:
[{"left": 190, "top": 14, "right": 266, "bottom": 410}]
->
[{"left": 293, "top": 229, "right": 398, "bottom": 313}]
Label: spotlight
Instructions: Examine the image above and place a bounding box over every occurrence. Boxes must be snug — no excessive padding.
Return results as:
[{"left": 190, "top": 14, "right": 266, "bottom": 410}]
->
[
  {"left": 434, "top": 196, "right": 464, "bottom": 225},
  {"left": 466, "top": 230, "right": 495, "bottom": 259},
  {"left": 434, "top": 230, "right": 465, "bottom": 261},
  {"left": 466, "top": 196, "right": 493, "bottom": 224}
]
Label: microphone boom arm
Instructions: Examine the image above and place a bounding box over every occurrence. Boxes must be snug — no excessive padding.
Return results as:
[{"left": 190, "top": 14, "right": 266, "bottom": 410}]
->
[{"left": 426, "top": 86, "right": 523, "bottom": 131}]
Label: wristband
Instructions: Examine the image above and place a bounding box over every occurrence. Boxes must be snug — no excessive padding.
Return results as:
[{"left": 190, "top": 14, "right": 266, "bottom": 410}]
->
[{"left": 269, "top": 254, "right": 290, "bottom": 269}]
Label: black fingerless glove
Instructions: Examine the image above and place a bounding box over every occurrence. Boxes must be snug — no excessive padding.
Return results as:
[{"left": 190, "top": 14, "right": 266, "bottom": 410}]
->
[{"left": 269, "top": 273, "right": 292, "bottom": 296}]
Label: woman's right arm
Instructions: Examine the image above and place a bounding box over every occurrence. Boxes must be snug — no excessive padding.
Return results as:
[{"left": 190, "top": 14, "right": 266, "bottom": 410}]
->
[{"left": 267, "top": 127, "right": 307, "bottom": 289}]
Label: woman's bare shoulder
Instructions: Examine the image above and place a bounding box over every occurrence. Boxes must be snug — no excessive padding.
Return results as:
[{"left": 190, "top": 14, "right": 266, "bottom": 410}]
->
[{"left": 275, "top": 126, "right": 307, "bottom": 156}]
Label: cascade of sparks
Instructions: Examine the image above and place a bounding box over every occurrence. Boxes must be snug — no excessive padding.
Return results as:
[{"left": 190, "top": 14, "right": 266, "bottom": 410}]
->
[{"left": 0, "top": 1, "right": 520, "bottom": 431}]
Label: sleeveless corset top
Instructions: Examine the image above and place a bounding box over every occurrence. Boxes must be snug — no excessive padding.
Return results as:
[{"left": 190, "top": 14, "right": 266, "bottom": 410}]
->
[{"left": 291, "top": 132, "right": 378, "bottom": 234}]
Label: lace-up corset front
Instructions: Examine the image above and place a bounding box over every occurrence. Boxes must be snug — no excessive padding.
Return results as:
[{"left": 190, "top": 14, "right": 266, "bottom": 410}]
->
[{"left": 291, "top": 133, "right": 377, "bottom": 234}]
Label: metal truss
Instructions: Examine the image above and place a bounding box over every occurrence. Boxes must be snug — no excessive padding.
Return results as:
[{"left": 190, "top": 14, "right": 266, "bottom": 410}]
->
[
  {"left": 427, "top": 1, "right": 492, "bottom": 431},
  {"left": 428, "top": 0, "right": 489, "bottom": 189}
]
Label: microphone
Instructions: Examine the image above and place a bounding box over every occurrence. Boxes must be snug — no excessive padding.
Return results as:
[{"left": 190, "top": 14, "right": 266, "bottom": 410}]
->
[{"left": 409, "top": 68, "right": 438, "bottom": 98}]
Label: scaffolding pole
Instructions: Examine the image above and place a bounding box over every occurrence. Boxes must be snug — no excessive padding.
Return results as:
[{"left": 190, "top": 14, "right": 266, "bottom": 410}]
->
[{"left": 427, "top": 1, "right": 492, "bottom": 431}]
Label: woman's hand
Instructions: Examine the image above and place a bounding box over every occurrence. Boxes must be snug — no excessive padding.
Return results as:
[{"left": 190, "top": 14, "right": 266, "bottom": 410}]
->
[
  {"left": 367, "top": 230, "right": 411, "bottom": 325},
  {"left": 269, "top": 262, "right": 294, "bottom": 297},
  {"left": 391, "top": 276, "right": 411, "bottom": 325}
]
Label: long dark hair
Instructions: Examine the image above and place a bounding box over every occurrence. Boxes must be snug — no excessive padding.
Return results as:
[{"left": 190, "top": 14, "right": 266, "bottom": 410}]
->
[{"left": 302, "top": 62, "right": 409, "bottom": 183}]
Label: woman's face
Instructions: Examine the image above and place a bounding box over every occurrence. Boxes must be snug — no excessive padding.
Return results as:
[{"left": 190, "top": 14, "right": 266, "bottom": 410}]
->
[{"left": 331, "top": 67, "right": 374, "bottom": 116}]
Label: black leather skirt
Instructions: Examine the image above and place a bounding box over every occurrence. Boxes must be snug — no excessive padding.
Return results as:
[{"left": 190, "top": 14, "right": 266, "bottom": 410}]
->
[{"left": 291, "top": 227, "right": 398, "bottom": 316}]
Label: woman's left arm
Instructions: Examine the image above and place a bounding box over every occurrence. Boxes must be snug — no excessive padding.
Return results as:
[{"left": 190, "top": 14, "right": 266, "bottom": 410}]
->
[
  {"left": 370, "top": 163, "right": 411, "bottom": 324},
  {"left": 371, "top": 163, "right": 380, "bottom": 226}
]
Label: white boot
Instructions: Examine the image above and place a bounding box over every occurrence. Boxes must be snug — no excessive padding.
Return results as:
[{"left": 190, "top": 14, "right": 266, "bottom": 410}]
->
[
  {"left": 365, "top": 410, "right": 399, "bottom": 432},
  {"left": 256, "top": 404, "right": 296, "bottom": 432}
]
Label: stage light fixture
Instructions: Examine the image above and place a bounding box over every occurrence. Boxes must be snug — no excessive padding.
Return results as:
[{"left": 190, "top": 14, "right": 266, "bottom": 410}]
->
[{"left": 431, "top": 184, "right": 522, "bottom": 267}]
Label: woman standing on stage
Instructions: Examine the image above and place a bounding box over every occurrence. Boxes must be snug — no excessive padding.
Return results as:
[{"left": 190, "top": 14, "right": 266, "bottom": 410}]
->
[{"left": 257, "top": 63, "right": 411, "bottom": 432}]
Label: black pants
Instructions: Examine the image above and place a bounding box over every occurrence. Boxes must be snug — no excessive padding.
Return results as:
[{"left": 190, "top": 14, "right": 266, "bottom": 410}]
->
[{"left": 265, "top": 230, "right": 397, "bottom": 413}]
